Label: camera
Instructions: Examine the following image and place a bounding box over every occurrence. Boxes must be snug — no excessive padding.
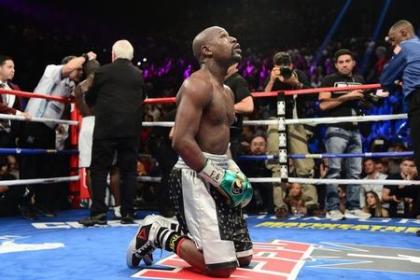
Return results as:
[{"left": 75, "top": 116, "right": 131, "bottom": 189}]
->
[{"left": 280, "top": 66, "right": 293, "bottom": 79}]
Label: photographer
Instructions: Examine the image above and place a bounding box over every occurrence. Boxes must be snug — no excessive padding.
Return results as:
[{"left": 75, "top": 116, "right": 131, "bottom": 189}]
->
[{"left": 265, "top": 52, "right": 318, "bottom": 217}]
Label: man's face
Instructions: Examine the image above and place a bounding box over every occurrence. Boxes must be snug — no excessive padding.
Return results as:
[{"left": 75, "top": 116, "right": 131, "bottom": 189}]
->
[
  {"left": 375, "top": 162, "right": 386, "bottom": 174},
  {"left": 335, "top": 54, "right": 355, "bottom": 76},
  {"left": 0, "top": 59, "right": 15, "bottom": 81},
  {"left": 363, "top": 160, "right": 375, "bottom": 175},
  {"left": 387, "top": 28, "right": 406, "bottom": 47},
  {"left": 400, "top": 160, "right": 417, "bottom": 178},
  {"left": 209, "top": 28, "right": 241, "bottom": 65},
  {"left": 250, "top": 136, "right": 266, "bottom": 155}
]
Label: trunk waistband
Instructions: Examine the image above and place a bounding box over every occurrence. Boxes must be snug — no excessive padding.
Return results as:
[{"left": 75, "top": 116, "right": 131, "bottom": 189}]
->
[{"left": 175, "top": 152, "right": 228, "bottom": 169}]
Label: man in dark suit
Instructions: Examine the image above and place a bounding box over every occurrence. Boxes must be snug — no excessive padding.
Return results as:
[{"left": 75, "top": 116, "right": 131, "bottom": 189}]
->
[
  {"left": 0, "top": 55, "right": 30, "bottom": 147},
  {"left": 80, "top": 40, "right": 144, "bottom": 226}
]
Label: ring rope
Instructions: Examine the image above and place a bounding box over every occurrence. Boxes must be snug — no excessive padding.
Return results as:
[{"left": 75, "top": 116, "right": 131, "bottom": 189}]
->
[
  {"left": 239, "top": 151, "right": 414, "bottom": 161},
  {"left": 0, "top": 88, "right": 73, "bottom": 103},
  {"left": 283, "top": 83, "right": 381, "bottom": 96},
  {"left": 0, "top": 148, "right": 78, "bottom": 155},
  {"left": 283, "top": 114, "right": 407, "bottom": 125},
  {"left": 2, "top": 176, "right": 79, "bottom": 187},
  {"left": 0, "top": 113, "right": 79, "bottom": 125},
  {"left": 142, "top": 114, "right": 407, "bottom": 128},
  {"left": 0, "top": 84, "right": 382, "bottom": 104},
  {"left": 137, "top": 176, "right": 420, "bottom": 186}
]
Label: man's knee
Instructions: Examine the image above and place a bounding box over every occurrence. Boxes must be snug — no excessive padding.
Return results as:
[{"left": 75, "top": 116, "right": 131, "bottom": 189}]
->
[
  {"left": 238, "top": 255, "right": 252, "bottom": 267},
  {"left": 207, "top": 266, "right": 236, "bottom": 278}
]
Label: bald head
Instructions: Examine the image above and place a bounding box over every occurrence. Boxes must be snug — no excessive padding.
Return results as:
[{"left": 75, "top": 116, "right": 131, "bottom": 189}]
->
[
  {"left": 192, "top": 26, "right": 225, "bottom": 63},
  {"left": 390, "top": 20, "right": 415, "bottom": 34},
  {"left": 388, "top": 20, "right": 416, "bottom": 46}
]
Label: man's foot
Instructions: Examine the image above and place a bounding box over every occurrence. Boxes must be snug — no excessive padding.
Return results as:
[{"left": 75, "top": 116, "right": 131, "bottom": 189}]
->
[
  {"left": 126, "top": 215, "right": 163, "bottom": 268},
  {"left": 344, "top": 209, "right": 371, "bottom": 219},
  {"left": 121, "top": 214, "right": 136, "bottom": 224},
  {"left": 126, "top": 214, "right": 179, "bottom": 268},
  {"left": 78, "top": 213, "right": 107, "bottom": 227},
  {"left": 326, "top": 210, "right": 345, "bottom": 221}
]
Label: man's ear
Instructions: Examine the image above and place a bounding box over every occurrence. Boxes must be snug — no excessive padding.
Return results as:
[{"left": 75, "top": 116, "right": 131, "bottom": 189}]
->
[
  {"left": 202, "top": 45, "right": 212, "bottom": 57},
  {"left": 400, "top": 29, "right": 408, "bottom": 38}
]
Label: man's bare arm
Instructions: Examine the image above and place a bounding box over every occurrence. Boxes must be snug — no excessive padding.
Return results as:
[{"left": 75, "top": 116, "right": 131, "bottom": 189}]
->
[
  {"left": 172, "top": 78, "right": 211, "bottom": 171},
  {"left": 319, "top": 90, "right": 364, "bottom": 111},
  {"left": 234, "top": 96, "right": 254, "bottom": 113}
]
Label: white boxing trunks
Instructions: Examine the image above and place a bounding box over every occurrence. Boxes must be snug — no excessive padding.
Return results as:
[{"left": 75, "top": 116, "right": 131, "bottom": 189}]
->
[
  {"left": 78, "top": 116, "right": 95, "bottom": 168},
  {"left": 168, "top": 153, "right": 253, "bottom": 269}
]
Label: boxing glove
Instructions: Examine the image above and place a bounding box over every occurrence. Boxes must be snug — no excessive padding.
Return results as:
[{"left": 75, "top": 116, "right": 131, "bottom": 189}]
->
[{"left": 198, "top": 159, "right": 253, "bottom": 207}]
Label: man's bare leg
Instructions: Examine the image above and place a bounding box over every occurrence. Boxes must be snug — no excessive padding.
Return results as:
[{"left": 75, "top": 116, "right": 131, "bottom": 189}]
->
[{"left": 176, "top": 238, "right": 236, "bottom": 277}]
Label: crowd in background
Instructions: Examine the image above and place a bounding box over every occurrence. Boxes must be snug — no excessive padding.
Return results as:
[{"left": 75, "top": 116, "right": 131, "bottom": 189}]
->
[{"left": 0, "top": 0, "right": 419, "bottom": 220}]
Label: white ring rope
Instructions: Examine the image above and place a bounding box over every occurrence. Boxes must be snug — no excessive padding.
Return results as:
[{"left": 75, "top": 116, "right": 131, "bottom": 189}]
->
[
  {"left": 142, "top": 113, "right": 407, "bottom": 127},
  {"left": 137, "top": 176, "right": 420, "bottom": 186},
  {"left": 284, "top": 113, "right": 407, "bottom": 125},
  {"left": 2, "top": 176, "right": 79, "bottom": 187},
  {"left": 0, "top": 113, "right": 79, "bottom": 126}
]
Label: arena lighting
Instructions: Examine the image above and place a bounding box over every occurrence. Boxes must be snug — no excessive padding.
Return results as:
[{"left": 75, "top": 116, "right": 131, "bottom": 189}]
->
[
  {"left": 314, "top": 0, "right": 353, "bottom": 65},
  {"left": 360, "top": 0, "right": 392, "bottom": 74},
  {"left": 143, "top": 58, "right": 148, "bottom": 62}
]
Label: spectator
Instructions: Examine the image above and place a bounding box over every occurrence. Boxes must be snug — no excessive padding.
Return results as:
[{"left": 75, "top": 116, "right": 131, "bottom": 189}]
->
[
  {"left": 363, "top": 191, "right": 389, "bottom": 218},
  {"left": 360, "top": 158, "right": 387, "bottom": 208},
  {"left": 284, "top": 183, "right": 312, "bottom": 217},
  {"left": 375, "top": 158, "right": 389, "bottom": 175},
  {"left": 319, "top": 49, "right": 369, "bottom": 220},
  {"left": 265, "top": 52, "right": 318, "bottom": 217},
  {"left": 224, "top": 62, "right": 254, "bottom": 161},
  {"left": 383, "top": 158, "right": 419, "bottom": 217},
  {"left": 0, "top": 157, "right": 27, "bottom": 217},
  {"left": 239, "top": 134, "right": 273, "bottom": 214},
  {"left": 387, "top": 142, "right": 408, "bottom": 175},
  {"left": 337, "top": 185, "right": 347, "bottom": 215},
  {"left": 0, "top": 55, "right": 30, "bottom": 147},
  {"left": 147, "top": 109, "right": 178, "bottom": 217}
]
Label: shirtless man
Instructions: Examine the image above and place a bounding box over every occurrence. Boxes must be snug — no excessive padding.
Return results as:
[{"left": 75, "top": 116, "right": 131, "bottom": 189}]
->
[{"left": 127, "top": 26, "right": 253, "bottom": 277}]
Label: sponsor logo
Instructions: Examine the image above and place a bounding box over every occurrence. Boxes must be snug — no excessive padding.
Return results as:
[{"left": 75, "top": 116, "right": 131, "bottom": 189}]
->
[
  {"left": 0, "top": 235, "right": 64, "bottom": 254},
  {"left": 131, "top": 240, "right": 420, "bottom": 279},
  {"left": 257, "top": 221, "right": 420, "bottom": 234},
  {"left": 132, "top": 240, "right": 312, "bottom": 280}
]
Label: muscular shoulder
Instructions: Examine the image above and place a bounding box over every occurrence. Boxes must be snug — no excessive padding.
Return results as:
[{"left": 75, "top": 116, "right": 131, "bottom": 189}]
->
[{"left": 177, "top": 72, "right": 213, "bottom": 106}]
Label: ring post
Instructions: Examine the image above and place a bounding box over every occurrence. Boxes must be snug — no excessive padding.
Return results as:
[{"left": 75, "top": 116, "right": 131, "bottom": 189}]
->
[{"left": 277, "top": 91, "right": 288, "bottom": 182}]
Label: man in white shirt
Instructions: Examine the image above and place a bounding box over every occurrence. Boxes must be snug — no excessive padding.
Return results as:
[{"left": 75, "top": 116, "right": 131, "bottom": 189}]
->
[
  {"left": 360, "top": 158, "right": 387, "bottom": 208},
  {"left": 20, "top": 52, "right": 96, "bottom": 217}
]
